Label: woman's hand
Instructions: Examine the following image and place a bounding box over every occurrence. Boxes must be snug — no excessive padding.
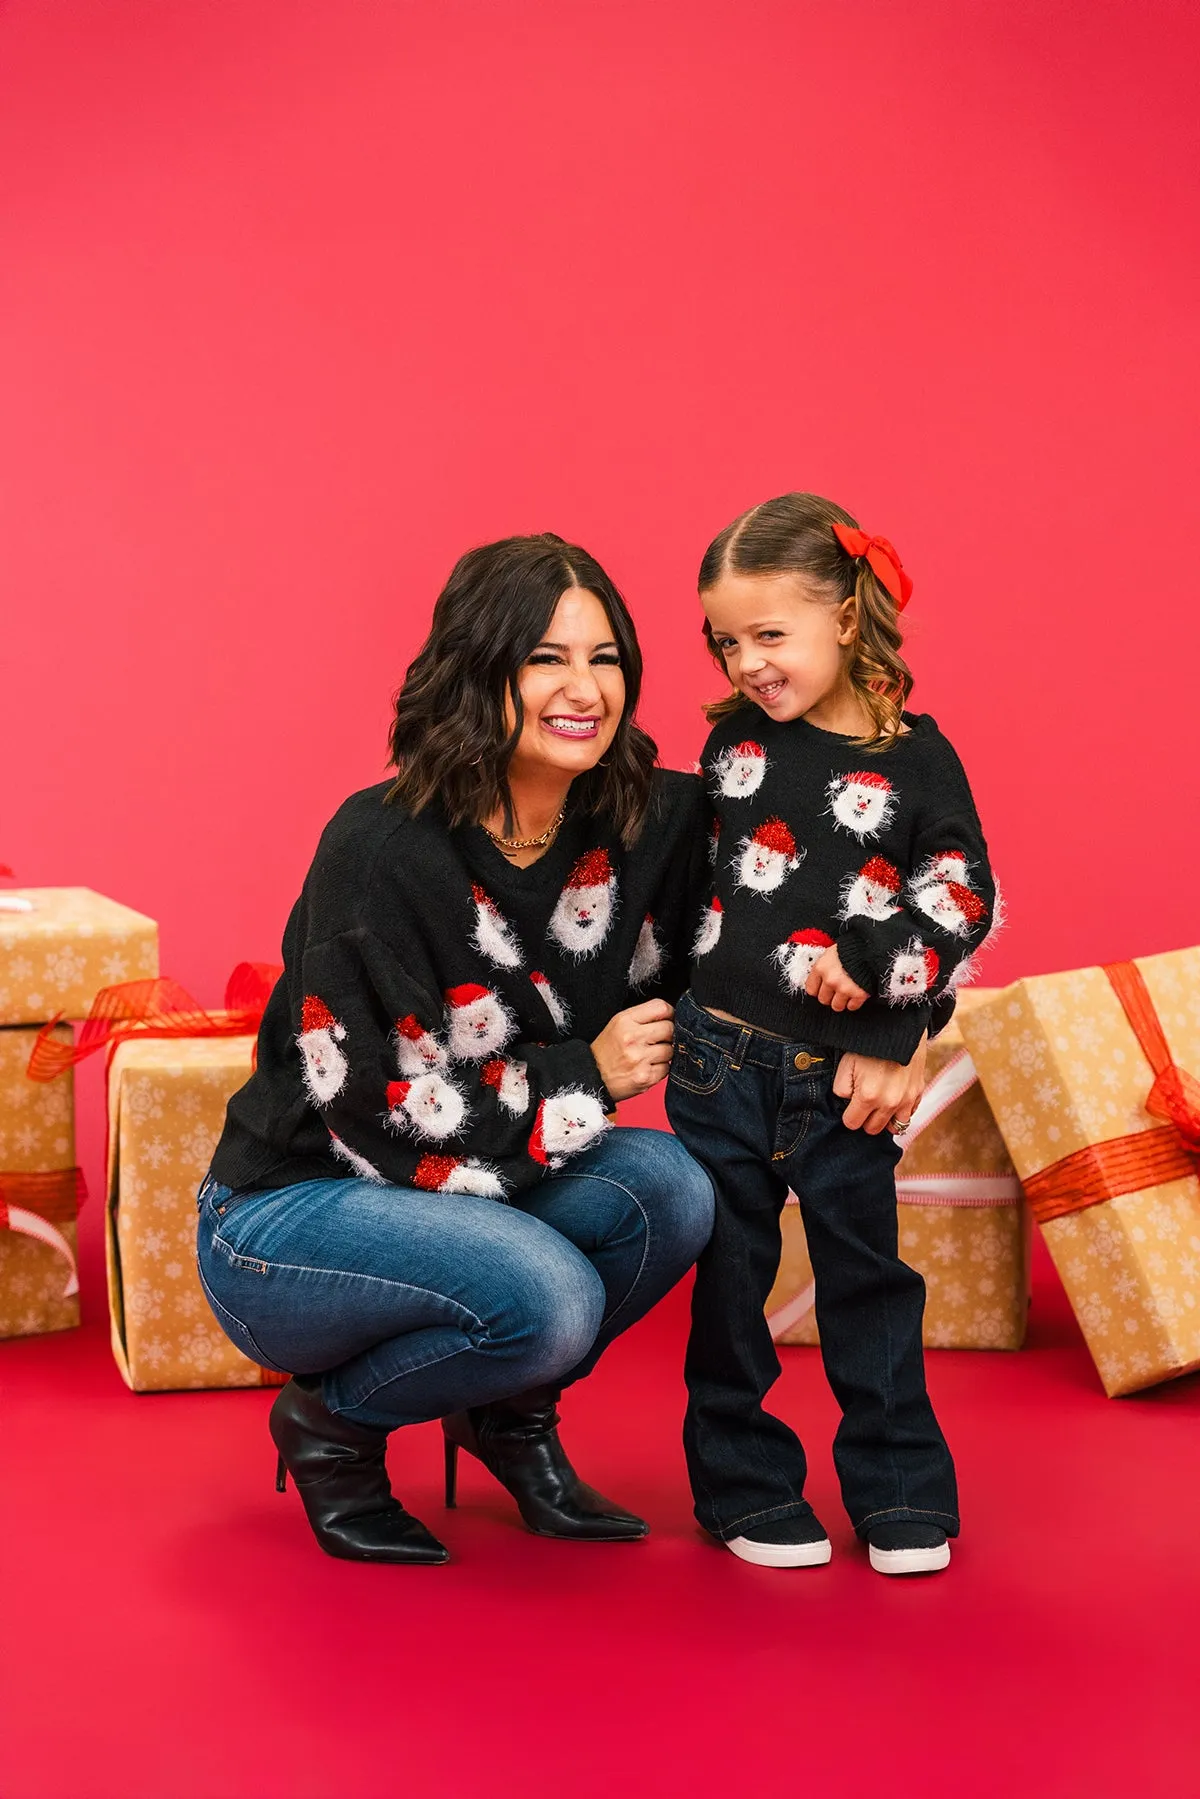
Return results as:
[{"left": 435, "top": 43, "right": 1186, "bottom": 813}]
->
[
  {"left": 591, "top": 999, "right": 675, "bottom": 1102},
  {"left": 805, "top": 944, "right": 870, "bottom": 1011},
  {"left": 833, "top": 1032, "right": 928, "bottom": 1135}
]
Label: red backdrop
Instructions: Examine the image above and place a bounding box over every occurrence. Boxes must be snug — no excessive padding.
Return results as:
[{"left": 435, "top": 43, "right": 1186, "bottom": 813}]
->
[{"left": 3, "top": 0, "right": 1199, "bottom": 1007}]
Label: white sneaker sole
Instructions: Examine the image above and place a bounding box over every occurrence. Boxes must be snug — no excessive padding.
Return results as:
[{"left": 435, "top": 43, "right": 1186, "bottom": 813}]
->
[
  {"left": 869, "top": 1541, "right": 951, "bottom": 1575},
  {"left": 726, "top": 1534, "right": 832, "bottom": 1568}
]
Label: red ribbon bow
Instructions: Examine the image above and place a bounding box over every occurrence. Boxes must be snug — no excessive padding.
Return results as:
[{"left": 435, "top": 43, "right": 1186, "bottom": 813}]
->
[{"left": 831, "top": 523, "right": 913, "bottom": 610}]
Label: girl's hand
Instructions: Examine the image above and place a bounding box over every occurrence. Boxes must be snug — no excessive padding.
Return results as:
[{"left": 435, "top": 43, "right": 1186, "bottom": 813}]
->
[
  {"left": 591, "top": 999, "right": 675, "bottom": 1102},
  {"left": 805, "top": 944, "right": 870, "bottom": 1011},
  {"left": 834, "top": 1033, "right": 928, "bottom": 1135}
]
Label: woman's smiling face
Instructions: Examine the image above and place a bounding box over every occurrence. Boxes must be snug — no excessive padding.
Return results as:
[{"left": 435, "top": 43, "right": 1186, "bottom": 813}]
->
[
  {"left": 506, "top": 587, "right": 626, "bottom": 779},
  {"left": 703, "top": 569, "right": 856, "bottom": 724}
]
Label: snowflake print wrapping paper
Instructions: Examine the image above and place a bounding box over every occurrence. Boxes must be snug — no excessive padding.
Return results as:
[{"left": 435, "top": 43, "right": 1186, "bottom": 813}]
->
[
  {"left": 960, "top": 948, "right": 1200, "bottom": 1397},
  {"left": 0, "top": 1024, "right": 81, "bottom": 1339},
  {"left": 0, "top": 887, "right": 159, "bottom": 1026},
  {"left": 765, "top": 991, "right": 1030, "bottom": 1350},
  {"left": 105, "top": 1036, "right": 289, "bottom": 1391}
]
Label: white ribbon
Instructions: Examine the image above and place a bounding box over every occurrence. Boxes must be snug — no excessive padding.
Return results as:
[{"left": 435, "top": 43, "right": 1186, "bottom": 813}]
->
[
  {"left": 767, "top": 1048, "right": 1021, "bottom": 1340},
  {"left": 0, "top": 1205, "right": 80, "bottom": 1298},
  {"left": 0, "top": 896, "right": 34, "bottom": 912}
]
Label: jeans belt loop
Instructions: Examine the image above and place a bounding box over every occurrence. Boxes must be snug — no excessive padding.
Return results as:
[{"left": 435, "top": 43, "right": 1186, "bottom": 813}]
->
[{"left": 730, "top": 1027, "right": 752, "bottom": 1072}]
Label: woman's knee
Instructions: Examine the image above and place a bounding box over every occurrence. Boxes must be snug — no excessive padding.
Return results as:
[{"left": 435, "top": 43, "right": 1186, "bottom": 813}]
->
[{"left": 483, "top": 1243, "right": 607, "bottom": 1382}]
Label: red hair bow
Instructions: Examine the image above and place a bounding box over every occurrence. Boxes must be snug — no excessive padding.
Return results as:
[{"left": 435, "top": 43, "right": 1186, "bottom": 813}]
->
[{"left": 831, "top": 523, "right": 913, "bottom": 610}]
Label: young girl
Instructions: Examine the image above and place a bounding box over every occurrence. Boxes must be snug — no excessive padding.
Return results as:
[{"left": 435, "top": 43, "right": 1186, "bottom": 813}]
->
[{"left": 666, "top": 492, "right": 996, "bottom": 1576}]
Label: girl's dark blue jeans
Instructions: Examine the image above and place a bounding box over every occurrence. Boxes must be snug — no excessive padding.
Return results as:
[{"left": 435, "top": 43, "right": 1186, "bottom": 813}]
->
[{"left": 665, "top": 991, "right": 959, "bottom": 1543}]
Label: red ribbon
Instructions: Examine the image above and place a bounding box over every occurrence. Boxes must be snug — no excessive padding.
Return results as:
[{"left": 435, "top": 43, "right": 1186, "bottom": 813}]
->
[
  {"left": 831, "top": 523, "right": 914, "bottom": 610},
  {"left": 25, "top": 962, "right": 282, "bottom": 1081},
  {"left": 1021, "top": 960, "right": 1200, "bottom": 1224}
]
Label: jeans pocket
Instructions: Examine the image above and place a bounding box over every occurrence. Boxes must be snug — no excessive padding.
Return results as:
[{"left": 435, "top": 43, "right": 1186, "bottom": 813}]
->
[{"left": 669, "top": 1033, "right": 728, "bottom": 1096}]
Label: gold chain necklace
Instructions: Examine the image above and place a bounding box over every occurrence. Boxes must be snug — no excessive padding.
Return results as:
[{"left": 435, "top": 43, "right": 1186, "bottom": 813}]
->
[{"left": 481, "top": 807, "right": 566, "bottom": 854}]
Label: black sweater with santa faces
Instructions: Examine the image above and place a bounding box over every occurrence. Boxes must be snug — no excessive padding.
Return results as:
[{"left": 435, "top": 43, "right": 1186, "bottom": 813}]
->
[
  {"left": 690, "top": 707, "right": 996, "bottom": 1064},
  {"left": 209, "top": 771, "right": 710, "bottom": 1203}
]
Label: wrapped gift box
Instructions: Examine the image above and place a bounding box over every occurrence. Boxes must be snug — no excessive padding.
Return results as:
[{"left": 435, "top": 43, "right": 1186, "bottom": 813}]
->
[
  {"left": 959, "top": 950, "right": 1200, "bottom": 1397},
  {"left": 766, "top": 989, "right": 1030, "bottom": 1350},
  {"left": 1, "top": 1024, "right": 81, "bottom": 1338},
  {"left": 0, "top": 888, "right": 158, "bottom": 1026},
  {"left": 106, "top": 1034, "right": 287, "bottom": 1391}
]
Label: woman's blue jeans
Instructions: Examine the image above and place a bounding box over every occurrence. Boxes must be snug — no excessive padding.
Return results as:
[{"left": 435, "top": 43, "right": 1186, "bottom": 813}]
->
[{"left": 196, "top": 1126, "right": 714, "bottom": 1431}]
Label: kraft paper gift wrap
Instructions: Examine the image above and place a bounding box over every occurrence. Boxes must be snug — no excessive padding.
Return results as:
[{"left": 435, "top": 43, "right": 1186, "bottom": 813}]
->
[
  {"left": 958, "top": 950, "right": 1200, "bottom": 1398},
  {"left": 105, "top": 1034, "right": 287, "bottom": 1391},
  {"left": 766, "top": 990, "right": 1030, "bottom": 1351},
  {"left": 0, "top": 888, "right": 159, "bottom": 1026},
  {"left": 0, "top": 1024, "right": 81, "bottom": 1338}
]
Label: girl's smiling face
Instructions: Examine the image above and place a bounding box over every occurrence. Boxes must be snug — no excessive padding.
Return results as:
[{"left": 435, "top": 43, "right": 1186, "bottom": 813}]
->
[{"left": 703, "top": 570, "right": 858, "bottom": 728}]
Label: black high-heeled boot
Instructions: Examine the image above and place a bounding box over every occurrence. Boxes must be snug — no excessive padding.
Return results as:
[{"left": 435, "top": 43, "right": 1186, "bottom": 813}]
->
[
  {"left": 270, "top": 1379, "right": 449, "bottom": 1564},
  {"left": 442, "top": 1387, "right": 648, "bottom": 1541}
]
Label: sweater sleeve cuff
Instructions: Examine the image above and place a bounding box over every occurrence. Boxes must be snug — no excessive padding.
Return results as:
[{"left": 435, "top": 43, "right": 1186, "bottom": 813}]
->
[
  {"left": 929, "top": 991, "right": 957, "bottom": 1040},
  {"left": 835, "top": 933, "right": 880, "bottom": 996},
  {"left": 539, "top": 1036, "right": 617, "bottom": 1114}
]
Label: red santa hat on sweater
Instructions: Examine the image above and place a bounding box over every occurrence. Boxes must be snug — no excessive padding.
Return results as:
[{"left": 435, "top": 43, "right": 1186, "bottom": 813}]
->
[
  {"left": 393, "top": 1013, "right": 448, "bottom": 1076},
  {"left": 735, "top": 816, "right": 803, "bottom": 894},
  {"left": 839, "top": 855, "right": 902, "bottom": 923},
  {"left": 297, "top": 995, "right": 349, "bottom": 1104},
  {"left": 715, "top": 739, "right": 768, "bottom": 798},
  {"left": 480, "top": 1055, "right": 531, "bottom": 1116},
  {"left": 548, "top": 849, "right": 617, "bottom": 958},
  {"left": 772, "top": 927, "right": 836, "bottom": 992},
  {"left": 443, "top": 983, "right": 515, "bottom": 1060},
  {"left": 911, "top": 877, "right": 987, "bottom": 938},
  {"left": 826, "top": 769, "right": 898, "bottom": 839},
  {"left": 412, "top": 1152, "right": 506, "bottom": 1199}
]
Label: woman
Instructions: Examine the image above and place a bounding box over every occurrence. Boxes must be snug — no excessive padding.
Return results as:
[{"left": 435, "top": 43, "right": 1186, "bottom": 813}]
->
[{"left": 198, "top": 534, "right": 715, "bottom": 1564}]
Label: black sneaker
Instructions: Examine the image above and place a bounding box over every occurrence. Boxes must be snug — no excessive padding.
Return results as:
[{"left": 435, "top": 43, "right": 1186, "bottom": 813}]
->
[
  {"left": 867, "top": 1521, "right": 950, "bottom": 1575},
  {"left": 726, "top": 1509, "right": 832, "bottom": 1568}
]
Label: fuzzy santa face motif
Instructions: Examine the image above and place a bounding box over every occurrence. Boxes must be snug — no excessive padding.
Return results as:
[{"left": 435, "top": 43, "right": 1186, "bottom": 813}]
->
[
  {"left": 386, "top": 1073, "right": 468, "bottom": 1142},
  {"left": 839, "top": 855, "right": 902, "bottom": 923},
  {"left": 885, "top": 940, "right": 940, "bottom": 1004},
  {"left": 628, "top": 914, "right": 663, "bottom": 991},
  {"left": 444, "top": 983, "right": 516, "bottom": 1060},
  {"left": 529, "top": 1091, "right": 610, "bottom": 1167},
  {"left": 548, "top": 849, "right": 616, "bottom": 959},
  {"left": 530, "top": 970, "right": 570, "bottom": 1032},
  {"left": 393, "top": 1013, "right": 449, "bottom": 1077},
  {"left": 481, "top": 1055, "right": 531, "bottom": 1117},
  {"left": 713, "top": 740, "right": 767, "bottom": 799},
  {"left": 693, "top": 896, "right": 723, "bottom": 958},
  {"left": 772, "top": 928, "right": 835, "bottom": 993},
  {"left": 827, "top": 771, "right": 898, "bottom": 839},
  {"left": 735, "top": 817, "right": 803, "bottom": 894},
  {"left": 328, "top": 1132, "right": 386, "bottom": 1183},
  {"left": 910, "top": 877, "right": 987, "bottom": 938},
  {"left": 470, "top": 884, "right": 524, "bottom": 970},
  {"left": 297, "top": 995, "right": 350, "bottom": 1104},
  {"left": 912, "top": 850, "right": 970, "bottom": 890},
  {"left": 413, "top": 1153, "right": 506, "bottom": 1199}
]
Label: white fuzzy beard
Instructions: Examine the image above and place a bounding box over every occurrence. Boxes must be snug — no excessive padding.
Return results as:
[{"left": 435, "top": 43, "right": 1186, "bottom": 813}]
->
[
  {"left": 446, "top": 993, "right": 515, "bottom": 1060},
  {"left": 388, "top": 1072, "right": 468, "bottom": 1141},
  {"left": 328, "top": 1133, "right": 385, "bottom": 1183},
  {"left": 735, "top": 838, "right": 800, "bottom": 894},
  {"left": 885, "top": 941, "right": 938, "bottom": 1004},
  {"left": 910, "top": 879, "right": 974, "bottom": 937},
  {"left": 628, "top": 916, "right": 663, "bottom": 991},
  {"left": 484, "top": 1056, "right": 530, "bottom": 1116},
  {"left": 839, "top": 873, "right": 900, "bottom": 922},
  {"left": 914, "top": 852, "right": 969, "bottom": 888},
  {"left": 440, "top": 1158, "right": 507, "bottom": 1198},
  {"left": 772, "top": 939, "right": 829, "bottom": 993},
  {"left": 298, "top": 1026, "right": 349, "bottom": 1104},
  {"left": 394, "top": 1026, "right": 449, "bottom": 1078},
  {"left": 548, "top": 882, "right": 614, "bottom": 959},
  {"left": 531, "top": 974, "right": 570, "bottom": 1032},
  {"left": 827, "top": 777, "right": 897, "bottom": 839},
  {"left": 715, "top": 747, "right": 766, "bottom": 798},
  {"left": 472, "top": 899, "right": 523, "bottom": 970},
  {"left": 539, "top": 1091, "right": 610, "bottom": 1162},
  {"left": 693, "top": 905, "right": 722, "bottom": 958}
]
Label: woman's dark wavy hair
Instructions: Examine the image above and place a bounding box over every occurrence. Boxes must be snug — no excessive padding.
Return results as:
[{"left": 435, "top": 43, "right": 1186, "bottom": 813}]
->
[{"left": 387, "top": 534, "right": 658, "bottom": 845}]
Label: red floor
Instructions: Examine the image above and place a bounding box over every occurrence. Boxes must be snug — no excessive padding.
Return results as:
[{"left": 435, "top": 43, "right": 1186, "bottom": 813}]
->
[{"left": 3, "top": 1209, "right": 1198, "bottom": 1799}]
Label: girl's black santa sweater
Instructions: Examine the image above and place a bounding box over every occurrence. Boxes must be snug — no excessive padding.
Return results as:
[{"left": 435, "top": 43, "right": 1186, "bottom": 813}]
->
[
  {"left": 690, "top": 707, "right": 996, "bottom": 1063},
  {"left": 210, "top": 771, "right": 709, "bottom": 1203}
]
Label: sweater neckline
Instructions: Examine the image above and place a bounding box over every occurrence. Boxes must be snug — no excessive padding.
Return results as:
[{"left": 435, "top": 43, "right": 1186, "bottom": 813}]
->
[
  {"left": 454, "top": 805, "right": 591, "bottom": 895},
  {"left": 776, "top": 709, "right": 924, "bottom": 747}
]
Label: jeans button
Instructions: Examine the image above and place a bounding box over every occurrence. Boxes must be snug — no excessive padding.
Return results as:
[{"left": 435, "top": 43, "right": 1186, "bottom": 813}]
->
[{"left": 794, "top": 1052, "right": 814, "bottom": 1071}]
